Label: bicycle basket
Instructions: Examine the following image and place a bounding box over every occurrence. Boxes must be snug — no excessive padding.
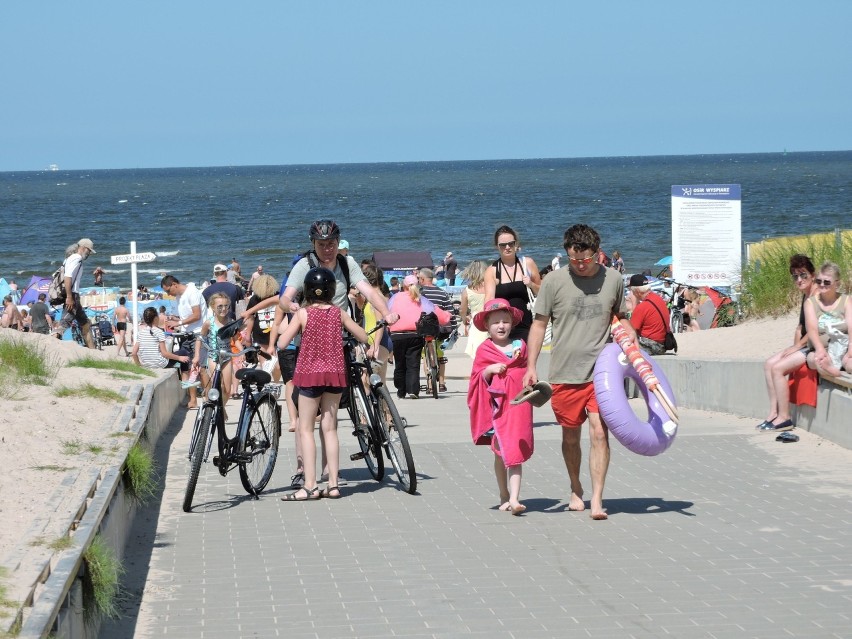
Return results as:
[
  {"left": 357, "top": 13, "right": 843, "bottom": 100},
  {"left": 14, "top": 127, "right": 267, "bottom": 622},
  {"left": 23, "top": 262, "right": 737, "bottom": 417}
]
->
[{"left": 416, "top": 312, "right": 441, "bottom": 338}]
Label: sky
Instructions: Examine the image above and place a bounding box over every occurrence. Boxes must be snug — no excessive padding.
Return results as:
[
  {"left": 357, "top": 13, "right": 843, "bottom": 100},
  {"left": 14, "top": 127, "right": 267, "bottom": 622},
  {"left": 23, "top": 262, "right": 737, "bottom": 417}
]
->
[{"left": 2, "top": 1, "right": 851, "bottom": 171}]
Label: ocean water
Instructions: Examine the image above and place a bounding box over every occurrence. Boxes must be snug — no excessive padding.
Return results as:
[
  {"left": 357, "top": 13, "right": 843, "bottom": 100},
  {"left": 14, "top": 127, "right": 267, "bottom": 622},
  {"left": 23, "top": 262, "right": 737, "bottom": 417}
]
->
[{"left": 0, "top": 151, "right": 849, "bottom": 289}]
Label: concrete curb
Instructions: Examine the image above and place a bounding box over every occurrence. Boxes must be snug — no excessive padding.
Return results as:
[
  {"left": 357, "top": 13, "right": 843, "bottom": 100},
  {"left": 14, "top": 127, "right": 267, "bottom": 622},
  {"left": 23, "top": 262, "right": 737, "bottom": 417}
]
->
[{"left": 10, "top": 372, "right": 181, "bottom": 639}]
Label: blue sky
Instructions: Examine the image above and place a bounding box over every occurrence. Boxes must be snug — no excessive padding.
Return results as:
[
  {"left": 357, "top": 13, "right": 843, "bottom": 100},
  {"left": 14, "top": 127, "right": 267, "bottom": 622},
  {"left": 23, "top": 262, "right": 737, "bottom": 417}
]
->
[{"left": 2, "top": 1, "right": 850, "bottom": 171}]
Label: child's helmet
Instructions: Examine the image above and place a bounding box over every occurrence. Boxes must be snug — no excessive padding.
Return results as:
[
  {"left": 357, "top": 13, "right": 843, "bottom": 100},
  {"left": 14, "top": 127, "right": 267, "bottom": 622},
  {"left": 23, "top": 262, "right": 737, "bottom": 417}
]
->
[
  {"left": 303, "top": 267, "right": 337, "bottom": 303},
  {"left": 309, "top": 219, "right": 340, "bottom": 241}
]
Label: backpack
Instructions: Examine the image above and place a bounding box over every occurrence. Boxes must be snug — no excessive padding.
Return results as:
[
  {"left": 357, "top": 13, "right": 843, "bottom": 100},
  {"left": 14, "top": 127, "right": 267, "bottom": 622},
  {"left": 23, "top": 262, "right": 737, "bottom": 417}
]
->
[
  {"left": 48, "top": 265, "right": 66, "bottom": 305},
  {"left": 304, "top": 251, "right": 356, "bottom": 320}
]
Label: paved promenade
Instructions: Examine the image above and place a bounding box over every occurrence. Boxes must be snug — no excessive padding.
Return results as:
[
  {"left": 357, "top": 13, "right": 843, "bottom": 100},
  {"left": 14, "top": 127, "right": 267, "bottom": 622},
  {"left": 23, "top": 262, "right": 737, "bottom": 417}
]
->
[{"left": 103, "top": 347, "right": 852, "bottom": 638}]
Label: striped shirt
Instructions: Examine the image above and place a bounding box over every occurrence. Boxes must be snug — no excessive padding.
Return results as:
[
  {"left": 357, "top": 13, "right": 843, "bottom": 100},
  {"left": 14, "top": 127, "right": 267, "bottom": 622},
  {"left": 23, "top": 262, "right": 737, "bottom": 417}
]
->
[
  {"left": 137, "top": 326, "right": 169, "bottom": 369},
  {"left": 420, "top": 285, "right": 458, "bottom": 333}
]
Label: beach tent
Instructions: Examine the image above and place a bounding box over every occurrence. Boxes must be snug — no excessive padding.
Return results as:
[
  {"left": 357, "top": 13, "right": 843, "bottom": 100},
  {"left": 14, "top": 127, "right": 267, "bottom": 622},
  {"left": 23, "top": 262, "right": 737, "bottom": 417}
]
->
[
  {"left": 371, "top": 251, "right": 434, "bottom": 271},
  {"left": 19, "top": 275, "right": 51, "bottom": 305},
  {"left": 0, "top": 278, "right": 10, "bottom": 300}
]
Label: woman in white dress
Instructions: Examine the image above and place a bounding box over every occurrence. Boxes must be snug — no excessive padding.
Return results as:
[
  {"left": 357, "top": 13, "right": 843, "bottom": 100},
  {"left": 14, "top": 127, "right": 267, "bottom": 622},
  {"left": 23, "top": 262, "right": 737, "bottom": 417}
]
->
[{"left": 460, "top": 260, "right": 488, "bottom": 358}]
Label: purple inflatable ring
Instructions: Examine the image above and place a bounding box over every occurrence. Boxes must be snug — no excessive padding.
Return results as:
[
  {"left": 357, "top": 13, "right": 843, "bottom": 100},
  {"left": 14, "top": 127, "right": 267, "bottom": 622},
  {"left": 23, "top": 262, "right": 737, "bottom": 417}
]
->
[{"left": 593, "top": 343, "right": 678, "bottom": 456}]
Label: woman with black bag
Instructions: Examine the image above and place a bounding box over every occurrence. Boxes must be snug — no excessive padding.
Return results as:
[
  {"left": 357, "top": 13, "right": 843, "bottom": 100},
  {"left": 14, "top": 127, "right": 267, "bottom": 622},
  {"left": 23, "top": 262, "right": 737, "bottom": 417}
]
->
[{"left": 387, "top": 274, "right": 450, "bottom": 399}]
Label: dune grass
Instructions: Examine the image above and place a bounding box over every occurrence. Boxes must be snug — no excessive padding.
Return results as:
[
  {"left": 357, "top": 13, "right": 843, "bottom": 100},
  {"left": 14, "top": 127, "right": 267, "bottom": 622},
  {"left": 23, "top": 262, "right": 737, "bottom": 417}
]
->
[
  {"left": 741, "top": 232, "right": 852, "bottom": 318},
  {"left": 55, "top": 383, "right": 126, "bottom": 403},
  {"left": 124, "top": 443, "right": 157, "bottom": 504},
  {"left": 68, "top": 356, "right": 154, "bottom": 377},
  {"left": 0, "top": 338, "right": 58, "bottom": 398},
  {"left": 82, "top": 535, "right": 124, "bottom": 621}
]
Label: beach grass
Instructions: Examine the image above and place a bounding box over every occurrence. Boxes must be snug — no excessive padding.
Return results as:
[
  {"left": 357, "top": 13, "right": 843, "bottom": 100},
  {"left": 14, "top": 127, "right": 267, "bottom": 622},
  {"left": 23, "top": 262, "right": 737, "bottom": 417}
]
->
[
  {"left": 82, "top": 535, "right": 123, "bottom": 621},
  {"left": 0, "top": 337, "right": 58, "bottom": 392},
  {"left": 124, "top": 443, "right": 157, "bottom": 504},
  {"left": 55, "top": 383, "right": 126, "bottom": 403},
  {"left": 69, "top": 356, "right": 155, "bottom": 377},
  {"left": 741, "top": 233, "right": 852, "bottom": 317}
]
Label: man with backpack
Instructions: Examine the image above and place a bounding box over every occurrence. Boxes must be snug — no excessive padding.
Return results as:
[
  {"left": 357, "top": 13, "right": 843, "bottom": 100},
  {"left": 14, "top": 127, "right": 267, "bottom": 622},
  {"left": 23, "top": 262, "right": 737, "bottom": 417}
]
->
[{"left": 53, "top": 238, "right": 97, "bottom": 348}]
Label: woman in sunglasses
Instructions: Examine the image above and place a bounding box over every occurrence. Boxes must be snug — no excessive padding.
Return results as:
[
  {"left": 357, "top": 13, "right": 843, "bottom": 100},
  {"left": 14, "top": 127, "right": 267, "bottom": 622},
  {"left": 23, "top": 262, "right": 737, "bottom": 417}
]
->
[
  {"left": 805, "top": 261, "right": 851, "bottom": 379},
  {"left": 484, "top": 225, "right": 541, "bottom": 341},
  {"left": 756, "top": 254, "right": 819, "bottom": 432}
]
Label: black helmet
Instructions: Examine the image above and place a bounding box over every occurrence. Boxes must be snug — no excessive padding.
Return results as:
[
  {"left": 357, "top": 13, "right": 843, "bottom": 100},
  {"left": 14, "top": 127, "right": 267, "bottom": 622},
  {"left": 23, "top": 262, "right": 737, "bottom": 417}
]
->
[
  {"left": 309, "top": 219, "right": 341, "bottom": 242},
  {"left": 303, "top": 267, "right": 337, "bottom": 303}
]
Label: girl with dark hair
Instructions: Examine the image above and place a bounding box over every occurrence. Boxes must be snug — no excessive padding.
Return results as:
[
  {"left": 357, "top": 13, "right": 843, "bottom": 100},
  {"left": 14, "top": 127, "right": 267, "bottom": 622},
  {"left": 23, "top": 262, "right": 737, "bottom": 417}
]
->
[
  {"left": 277, "top": 268, "right": 369, "bottom": 501},
  {"left": 483, "top": 225, "right": 541, "bottom": 341},
  {"left": 757, "top": 254, "right": 819, "bottom": 432},
  {"left": 132, "top": 306, "right": 191, "bottom": 370}
]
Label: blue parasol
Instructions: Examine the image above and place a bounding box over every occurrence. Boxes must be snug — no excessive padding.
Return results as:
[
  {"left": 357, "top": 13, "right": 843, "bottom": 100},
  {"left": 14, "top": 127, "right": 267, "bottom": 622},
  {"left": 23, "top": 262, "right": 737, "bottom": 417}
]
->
[{"left": 654, "top": 255, "right": 673, "bottom": 267}]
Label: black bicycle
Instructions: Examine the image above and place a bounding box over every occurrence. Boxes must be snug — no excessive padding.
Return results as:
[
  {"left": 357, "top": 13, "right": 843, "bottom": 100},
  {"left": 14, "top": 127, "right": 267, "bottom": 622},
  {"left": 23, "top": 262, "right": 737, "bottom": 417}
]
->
[
  {"left": 344, "top": 323, "right": 416, "bottom": 494},
  {"left": 183, "top": 319, "right": 282, "bottom": 512}
]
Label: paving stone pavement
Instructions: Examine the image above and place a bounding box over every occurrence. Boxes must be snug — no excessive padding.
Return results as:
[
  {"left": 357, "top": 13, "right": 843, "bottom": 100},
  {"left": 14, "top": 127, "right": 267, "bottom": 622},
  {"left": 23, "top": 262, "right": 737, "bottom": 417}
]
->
[{"left": 101, "top": 351, "right": 852, "bottom": 639}]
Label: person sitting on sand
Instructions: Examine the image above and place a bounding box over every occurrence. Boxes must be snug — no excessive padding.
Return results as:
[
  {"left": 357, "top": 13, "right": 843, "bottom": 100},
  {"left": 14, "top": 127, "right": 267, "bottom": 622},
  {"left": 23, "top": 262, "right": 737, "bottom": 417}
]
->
[
  {"left": 756, "top": 254, "right": 819, "bottom": 432},
  {"left": 468, "top": 299, "right": 533, "bottom": 515}
]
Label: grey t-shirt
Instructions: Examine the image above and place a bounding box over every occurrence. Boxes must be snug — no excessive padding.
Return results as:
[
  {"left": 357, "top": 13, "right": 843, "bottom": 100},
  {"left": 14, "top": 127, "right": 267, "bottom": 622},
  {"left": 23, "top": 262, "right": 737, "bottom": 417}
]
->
[
  {"left": 286, "top": 254, "right": 366, "bottom": 311},
  {"left": 534, "top": 265, "right": 625, "bottom": 384}
]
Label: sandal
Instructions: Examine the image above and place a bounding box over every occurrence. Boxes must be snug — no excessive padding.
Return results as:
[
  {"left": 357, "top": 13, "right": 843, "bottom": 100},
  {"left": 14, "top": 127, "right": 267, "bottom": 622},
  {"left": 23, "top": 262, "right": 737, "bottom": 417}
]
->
[
  {"left": 439, "top": 383, "right": 447, "bottom": 392},
  {"left": 320, "top": 485, "right": 342, "bottom": 499},
  {"left": 281, "top": 486, "right": 320, "bottom": 502}
]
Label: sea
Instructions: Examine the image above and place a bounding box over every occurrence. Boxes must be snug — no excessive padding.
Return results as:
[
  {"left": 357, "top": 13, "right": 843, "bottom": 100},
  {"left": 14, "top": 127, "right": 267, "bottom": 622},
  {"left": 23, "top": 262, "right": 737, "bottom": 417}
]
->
[{"left": 1, "top": 151, "right": 849, "bottom": 289}]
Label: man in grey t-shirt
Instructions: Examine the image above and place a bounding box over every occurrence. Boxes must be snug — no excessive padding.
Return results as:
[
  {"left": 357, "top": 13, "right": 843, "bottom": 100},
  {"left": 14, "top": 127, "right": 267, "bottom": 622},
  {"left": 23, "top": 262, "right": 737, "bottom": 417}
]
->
[
  {"left": 523, "top": 224, "right": 634, "bottom": 521},
  {"left": 29, "top": 293, "right": 54, "bottom": 334}
]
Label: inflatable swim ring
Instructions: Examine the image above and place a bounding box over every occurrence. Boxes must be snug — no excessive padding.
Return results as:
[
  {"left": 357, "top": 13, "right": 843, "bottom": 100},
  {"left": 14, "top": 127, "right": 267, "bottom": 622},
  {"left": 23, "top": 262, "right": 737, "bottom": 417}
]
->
[{"left": 593, "top": 343, "right": 678, "bottom": 456}]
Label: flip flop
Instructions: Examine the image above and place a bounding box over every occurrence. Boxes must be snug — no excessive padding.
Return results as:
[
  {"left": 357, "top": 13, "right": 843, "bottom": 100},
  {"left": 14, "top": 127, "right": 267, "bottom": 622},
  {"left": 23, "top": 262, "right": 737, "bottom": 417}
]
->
[
  {"left": 776, "top": 432, "right": 800, "bottom": 443},
  {"left": 511, "top": 381, "right": 553, "bottom": 407}
]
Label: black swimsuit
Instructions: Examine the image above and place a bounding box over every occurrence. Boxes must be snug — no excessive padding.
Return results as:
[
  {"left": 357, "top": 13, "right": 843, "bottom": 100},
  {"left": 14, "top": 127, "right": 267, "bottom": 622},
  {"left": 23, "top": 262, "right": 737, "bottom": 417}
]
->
[{"left": 493, "top": 258, "right": 531, "bottom": 340}]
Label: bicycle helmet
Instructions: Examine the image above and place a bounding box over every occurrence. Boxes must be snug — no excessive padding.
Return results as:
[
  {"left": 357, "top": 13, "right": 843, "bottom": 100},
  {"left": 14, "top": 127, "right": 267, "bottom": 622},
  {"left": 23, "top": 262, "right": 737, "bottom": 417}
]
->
[
  {"left": 303, "top": 267, "right": 337, "bottom": 303},
  {"left": 308, "top": 219, "right": 341, "bottom": 242}
]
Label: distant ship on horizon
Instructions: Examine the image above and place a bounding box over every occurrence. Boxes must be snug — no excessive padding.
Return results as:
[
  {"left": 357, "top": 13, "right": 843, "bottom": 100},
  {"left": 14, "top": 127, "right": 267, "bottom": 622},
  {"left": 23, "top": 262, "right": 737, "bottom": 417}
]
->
[{"left": 47, "top": 163, "right": 59, "bottom": 171}]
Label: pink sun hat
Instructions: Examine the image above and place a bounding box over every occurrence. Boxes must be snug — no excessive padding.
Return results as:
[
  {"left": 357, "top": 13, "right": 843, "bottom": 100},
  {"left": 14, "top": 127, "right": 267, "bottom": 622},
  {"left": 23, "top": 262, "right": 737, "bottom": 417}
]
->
[{"left": 473, "top": 298, "right": 524, "bottom": 332}]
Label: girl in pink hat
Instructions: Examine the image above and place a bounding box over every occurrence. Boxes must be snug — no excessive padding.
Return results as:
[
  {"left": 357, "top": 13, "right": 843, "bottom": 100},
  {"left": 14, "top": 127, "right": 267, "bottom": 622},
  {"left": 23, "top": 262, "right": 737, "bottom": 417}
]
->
[{"left": 467, "top": 298, "right": 534, "bottom": 515}]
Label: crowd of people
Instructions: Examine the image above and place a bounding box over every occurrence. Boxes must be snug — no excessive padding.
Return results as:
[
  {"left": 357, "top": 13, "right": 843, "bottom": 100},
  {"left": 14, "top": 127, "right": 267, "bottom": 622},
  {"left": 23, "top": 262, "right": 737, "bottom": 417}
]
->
[{"left": 4, "top": 225, "right": 848, "bottom": 518}]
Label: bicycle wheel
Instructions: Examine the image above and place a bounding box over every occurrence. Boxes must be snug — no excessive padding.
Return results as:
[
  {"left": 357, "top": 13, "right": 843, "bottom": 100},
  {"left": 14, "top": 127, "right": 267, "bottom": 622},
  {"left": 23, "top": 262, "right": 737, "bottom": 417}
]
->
[
  {"left": 350, "top": 384, "right": 384, "bottom": 481},
  {"left": 183, "top": 405, "right": 214, "bottom": 512},
  {"left": 670, "top": 311, "right": 683, "bottom": 335},
  {"left": 238, "top": 393, "right": 281, "bottom": 495},
  {"left": 425, "top": 341, "right": 439, "bottom": 399},
  {"left": 375, "top": 386, "right": 416, "bottom": 494}
]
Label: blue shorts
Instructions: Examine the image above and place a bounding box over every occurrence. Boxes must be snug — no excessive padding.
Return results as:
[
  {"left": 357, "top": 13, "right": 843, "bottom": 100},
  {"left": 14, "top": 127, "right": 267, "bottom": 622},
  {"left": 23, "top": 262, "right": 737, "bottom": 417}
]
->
[{"left": 296, "top": 385, "right": 345, "bottom": 399}]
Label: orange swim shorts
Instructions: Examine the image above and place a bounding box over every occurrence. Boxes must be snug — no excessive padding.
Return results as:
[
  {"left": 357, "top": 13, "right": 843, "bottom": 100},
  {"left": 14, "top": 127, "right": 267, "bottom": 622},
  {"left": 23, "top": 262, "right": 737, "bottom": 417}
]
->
[{"left": 551, "top": 382, "right": 598, "bottom": 427}]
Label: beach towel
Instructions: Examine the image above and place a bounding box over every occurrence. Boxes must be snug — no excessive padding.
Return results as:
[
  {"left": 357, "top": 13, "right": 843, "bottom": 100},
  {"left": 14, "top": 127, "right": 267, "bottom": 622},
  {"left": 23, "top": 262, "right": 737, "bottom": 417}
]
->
[
  {"left": 788, "top": 362, "right": 818, "bottom": 408},
  {"left": 467, "top": 339, "right": 534, "bottom": 466}
]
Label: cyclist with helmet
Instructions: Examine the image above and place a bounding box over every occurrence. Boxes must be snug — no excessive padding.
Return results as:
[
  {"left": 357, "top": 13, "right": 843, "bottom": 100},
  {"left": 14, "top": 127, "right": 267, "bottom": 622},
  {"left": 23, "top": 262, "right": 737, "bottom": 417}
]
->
[
  {"left": 277, "top": 267, "right": 369, "bottom": 501},
  {"left": 267, "top": 219, "right": 398, "bottom": 344}
]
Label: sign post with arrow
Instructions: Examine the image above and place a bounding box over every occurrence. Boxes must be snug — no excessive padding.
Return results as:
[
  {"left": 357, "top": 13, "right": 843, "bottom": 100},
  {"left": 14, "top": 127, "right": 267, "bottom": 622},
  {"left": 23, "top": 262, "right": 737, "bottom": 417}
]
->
[{"left": 111, "top": 242, "right": 156, "bottom": 344}]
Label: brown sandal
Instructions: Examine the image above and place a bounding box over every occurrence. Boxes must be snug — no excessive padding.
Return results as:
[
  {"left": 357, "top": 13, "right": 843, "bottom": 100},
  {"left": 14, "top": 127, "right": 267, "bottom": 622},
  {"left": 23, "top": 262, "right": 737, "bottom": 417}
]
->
[
  {"left": 320, "top": 485, "right": 342, "bottom": 499},
  {"left": 281, "top": 486, "right": 320, "bottom": 501}
]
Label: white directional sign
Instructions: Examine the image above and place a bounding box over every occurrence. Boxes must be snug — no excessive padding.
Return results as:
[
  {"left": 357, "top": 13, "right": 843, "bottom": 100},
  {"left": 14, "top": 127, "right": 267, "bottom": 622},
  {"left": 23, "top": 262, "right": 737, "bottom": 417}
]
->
[{"left": 111, "top": 252, "right": 157, "bottom": 265}]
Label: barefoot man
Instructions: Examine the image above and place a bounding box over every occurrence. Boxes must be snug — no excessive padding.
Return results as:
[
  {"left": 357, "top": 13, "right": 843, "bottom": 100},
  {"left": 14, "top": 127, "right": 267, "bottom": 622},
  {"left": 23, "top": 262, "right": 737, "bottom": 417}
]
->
[{"left": 523, "top": 224, "right": 634, "bottom": 520}]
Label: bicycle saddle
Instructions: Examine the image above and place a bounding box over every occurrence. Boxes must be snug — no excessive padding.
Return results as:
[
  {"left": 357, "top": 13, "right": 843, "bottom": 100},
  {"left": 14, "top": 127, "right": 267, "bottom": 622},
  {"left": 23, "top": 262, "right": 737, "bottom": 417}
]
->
[{"left": 236, "top": 368, "right": 272, "bottom": 386}]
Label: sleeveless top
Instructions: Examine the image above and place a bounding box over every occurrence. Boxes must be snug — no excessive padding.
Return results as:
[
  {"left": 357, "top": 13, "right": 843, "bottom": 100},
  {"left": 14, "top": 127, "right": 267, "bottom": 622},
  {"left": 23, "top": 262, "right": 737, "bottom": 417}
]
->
[
  {"left": 293, "top": 305, "right": 347, "bottom": 388},
  {"left": 493, "top": 257, "right": 531, "bottom": 338}
]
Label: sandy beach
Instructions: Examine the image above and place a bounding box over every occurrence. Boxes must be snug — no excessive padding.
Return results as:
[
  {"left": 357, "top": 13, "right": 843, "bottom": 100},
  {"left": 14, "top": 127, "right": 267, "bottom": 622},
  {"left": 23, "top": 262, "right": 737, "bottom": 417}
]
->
[{"left": 0, "top": 311, "right": 800, "bottom": 605}]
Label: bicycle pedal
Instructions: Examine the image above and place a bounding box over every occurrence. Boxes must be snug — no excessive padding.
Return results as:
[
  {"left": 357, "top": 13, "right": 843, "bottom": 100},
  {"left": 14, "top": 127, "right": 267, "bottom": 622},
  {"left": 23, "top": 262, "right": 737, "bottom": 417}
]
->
[
  {"left": 350, "top": 452, "right": 365, "bottom": 461},
  {"left": 212, "top": 455, "right": 220, "bottom": 467}
]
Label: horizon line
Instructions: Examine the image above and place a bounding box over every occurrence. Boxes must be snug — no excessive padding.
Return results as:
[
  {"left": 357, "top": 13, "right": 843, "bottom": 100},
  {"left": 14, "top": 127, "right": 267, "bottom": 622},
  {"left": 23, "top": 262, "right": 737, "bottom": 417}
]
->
[{"left": 4, "top": 148, "right": 852, "bottom": 175}]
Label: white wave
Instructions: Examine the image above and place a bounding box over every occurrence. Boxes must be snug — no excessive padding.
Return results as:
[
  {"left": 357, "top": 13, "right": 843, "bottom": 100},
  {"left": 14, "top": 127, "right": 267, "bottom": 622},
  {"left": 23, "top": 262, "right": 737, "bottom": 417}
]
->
[
  {"left": 118, "top": 199, "right": 128, "bottom": 204},
  {"left": 155, "top": 250, "right": 180, "bottom": 257}
]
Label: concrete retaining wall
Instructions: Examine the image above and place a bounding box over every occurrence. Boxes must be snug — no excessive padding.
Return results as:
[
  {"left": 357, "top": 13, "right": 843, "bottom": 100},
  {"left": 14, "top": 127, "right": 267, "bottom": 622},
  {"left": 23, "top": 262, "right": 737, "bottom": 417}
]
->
[
  {"left": 14, "top": 371, "right": 182, "bottom": 639},
  {"left": 655, "top": 357, "right": 852, "bottom": 449}
]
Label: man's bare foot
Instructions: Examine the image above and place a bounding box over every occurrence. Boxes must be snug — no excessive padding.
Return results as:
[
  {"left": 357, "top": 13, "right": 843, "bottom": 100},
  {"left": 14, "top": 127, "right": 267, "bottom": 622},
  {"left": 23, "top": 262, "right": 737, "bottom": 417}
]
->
[
  {"left": 590, "top": 502, "right": 608, "bottom": 520},
  {"left": 568, "top": 493, "right": 585, "bottom": 511}
]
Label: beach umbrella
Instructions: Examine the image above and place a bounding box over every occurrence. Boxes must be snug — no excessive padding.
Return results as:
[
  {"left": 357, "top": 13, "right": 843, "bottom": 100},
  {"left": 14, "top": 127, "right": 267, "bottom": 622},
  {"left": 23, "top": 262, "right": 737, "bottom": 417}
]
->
[{"left": 654, "top": 256, "right": 673, "bottom": 267}]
